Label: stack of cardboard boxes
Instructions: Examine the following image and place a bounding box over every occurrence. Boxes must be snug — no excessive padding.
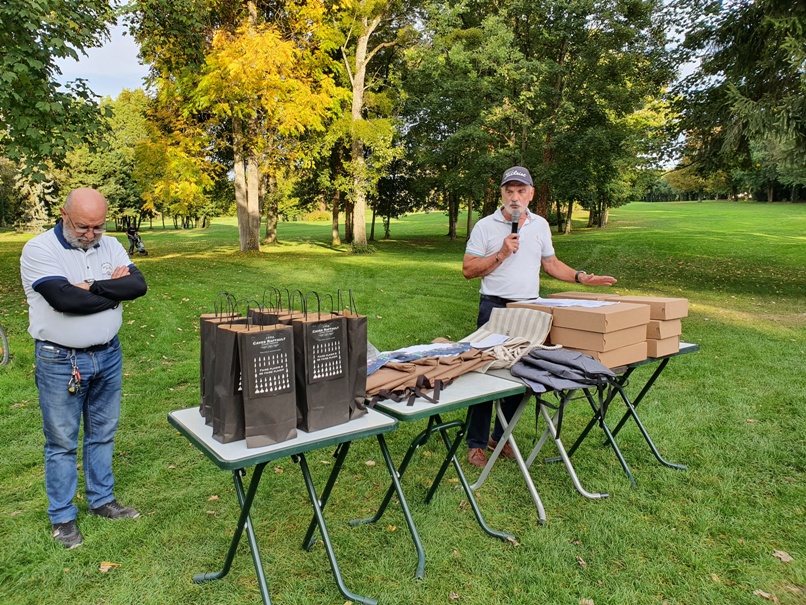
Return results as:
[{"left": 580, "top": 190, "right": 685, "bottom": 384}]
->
[
  {"left": 507, "top": 293, "right": 688, "bottom": 369},
  {"left": 617, "top": 296, "right": 688, "bottom": 358}
]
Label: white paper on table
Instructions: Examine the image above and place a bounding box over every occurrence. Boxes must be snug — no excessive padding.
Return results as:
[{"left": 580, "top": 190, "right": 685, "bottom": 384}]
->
[
  {"left": 518, "top": 297, "right": 618, "bottom": 308},
  {"left": 469, "top": 333, "right": 510, "bottom": 349}
]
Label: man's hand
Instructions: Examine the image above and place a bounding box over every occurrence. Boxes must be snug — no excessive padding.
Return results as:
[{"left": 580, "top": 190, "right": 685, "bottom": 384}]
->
[
  {"left": 580, "top": 273, "right": 618, "bottom": 286},
  {"left": 500, "top": 233, "right": 519, "bottom": 258},
  {"left": 110, "top": 266, "right": 131, "bottom": 279}
]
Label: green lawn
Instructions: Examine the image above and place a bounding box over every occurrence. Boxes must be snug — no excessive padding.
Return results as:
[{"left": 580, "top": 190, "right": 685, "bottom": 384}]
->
[{"left": 0, "top": 201, "right": 804, "bottom": 605}]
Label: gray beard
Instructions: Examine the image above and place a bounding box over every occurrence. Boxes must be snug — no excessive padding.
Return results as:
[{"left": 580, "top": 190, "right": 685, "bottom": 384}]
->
[{"left": 63, "top": 230, "right": 102, "bottom": 250}]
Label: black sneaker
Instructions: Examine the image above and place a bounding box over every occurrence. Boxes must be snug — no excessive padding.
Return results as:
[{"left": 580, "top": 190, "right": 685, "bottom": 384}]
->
[
  {"left": 52, "top": 520, "right": 83, "bottom": 549},
  {"left": 89, "top": 499, "right": 140, "bottom": 519}
]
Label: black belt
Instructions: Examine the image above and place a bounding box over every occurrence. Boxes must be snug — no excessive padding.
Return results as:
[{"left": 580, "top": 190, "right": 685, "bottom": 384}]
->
[
  {"left": 39, "top": 337, "right": 117, "bottom": 353},
  {"left": 480, "top": 294, "right": 517, "bottom": 305}
]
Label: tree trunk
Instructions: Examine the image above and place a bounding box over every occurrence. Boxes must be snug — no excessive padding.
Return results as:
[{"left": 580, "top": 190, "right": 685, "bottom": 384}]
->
[
  {"left": 346, "top": 14, "right": 382, "bottom": 250},
  {"left": 448, "top": 192, "right": 458, "bottom": 241},
  {"left": 767, "top": 185, "right": 774, "bottom": 202},
  {"left": 369, "top": 200, "right": 376, "bottom": 241},
  {"left": 264, "top": 173, "right": 278, "bottom": 245},
  {"left": 555, "top": 199, "right": 563, "bottom": 234},
  {"left": 330, "top": 188, "right": 341, "bottom": 246},
  {"left": 564, "top": 201, "right": 573, "bottom": 234},
  {"left": 344, "top": 200, "right": 354, "bottom": 243},
  {"left": 465, "top": 196, "right": 474, "bottom": 240},
  {"left": 245, "top": 145, "right": 261, "bottom": 251},
  {"left": 536, "top": 135, "right": 552, "bottom": 219},
  {"left": 232, "top": 117, "right": 251, "bottom": 251}
]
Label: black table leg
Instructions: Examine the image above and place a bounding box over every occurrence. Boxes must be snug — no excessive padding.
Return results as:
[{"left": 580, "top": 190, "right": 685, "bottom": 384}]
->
[
  {"left": 296, "top": 452, "right": 379, "bottom": 605},
  {"left": 193, "top": 463, "right": 272, "bottom": 605},
  {"left": 302, "top": 442, "right": 352, "bottom": 551},
  {"left": 608, "top": 382, "right": 687, "bottom": 471},
  {"left": 428, "top": 413, "right": 516, "bottom": 542}
]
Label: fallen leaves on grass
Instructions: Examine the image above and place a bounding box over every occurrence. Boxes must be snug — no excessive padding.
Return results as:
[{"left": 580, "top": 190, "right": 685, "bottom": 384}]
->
[
  {"left": 580, "top": 599, "right": 595, "bottom": 605},
  {"left": 99, "top": 562, "right": 121, "bottom": 573},
  {"left": 753, "top": 589, "right": 778, "bottom": 603},
  {"left": 772, "top": 550, "right": 793, "bottom": 563},
  {"left": 449, "top": 592, "right": 460, "bottom": 600},
  {"left": 576, "top": 556, "right": 588, "bottom": 568},
  {"left": 274, "top": 466, "right": 284, "bottom": 474},
  {"left": 207, "top": 495, "right": 219, "bottom": 502},
  {"left": 365, "top": 460, "right": 376, "bottom": 467}
]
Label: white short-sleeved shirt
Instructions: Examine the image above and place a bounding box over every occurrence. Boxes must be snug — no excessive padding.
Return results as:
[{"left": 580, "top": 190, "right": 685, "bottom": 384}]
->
[
  {"left": 20, "top": 224, "right": 132, "bottom": 348},
  {"left": 465, "top": 208, "right": 555, "bottom": 300}
]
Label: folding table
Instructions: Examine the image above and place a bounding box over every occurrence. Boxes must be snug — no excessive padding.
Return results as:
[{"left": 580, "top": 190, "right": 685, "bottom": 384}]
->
[
  {"left": 548, "top": 342, "right": 700, "bottom": 486},
  {"left": 168, "top": 407, "right": 424, "bottom": 605},
  {"left": 473, "top": 342, "right": 699, "bottom": 518},
  {"left": 355, "top": 372, "right": 529, "bottom": 539}
]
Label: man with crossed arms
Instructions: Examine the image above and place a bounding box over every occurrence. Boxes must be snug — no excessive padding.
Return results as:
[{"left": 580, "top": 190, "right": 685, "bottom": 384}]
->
[{"left": 21, "top": 188, "right": 148, "bottom": 548}]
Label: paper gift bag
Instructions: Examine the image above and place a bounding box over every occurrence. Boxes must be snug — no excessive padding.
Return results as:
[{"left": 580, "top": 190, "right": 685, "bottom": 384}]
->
[
  {"left": 199, "top": 292, "right": 242, "bottom": 425},
  {"left": 212, "top": 321, "right": 247, "bottom": 443},
  {"left": 291, "top": 300, "right": 351, "bottom": 432},
  {"left": 336, "top": 290, "right": 368, "bottom": 420},
  {"left": 236, "top": 323, "right": 298, "bottom": 448}
]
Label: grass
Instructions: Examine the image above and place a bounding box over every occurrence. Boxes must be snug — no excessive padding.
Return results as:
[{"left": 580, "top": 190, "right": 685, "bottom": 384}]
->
[{"left": 0, "top": 200, "right": 804, "bottom": 605}]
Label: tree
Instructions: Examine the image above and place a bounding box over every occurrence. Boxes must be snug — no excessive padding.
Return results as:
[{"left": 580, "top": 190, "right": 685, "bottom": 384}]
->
[
  {"left": 674, "top": 0, "right": 806, "bottom": 187},
  {"left": 0, "top": 0, "right": 115, "bottom": 176},
  {"left": 54, "top": 89, "right": 153, "bottom": 225},
  {"left": 130, "top": 0, "right": 346, "bottom": 250},
  {"left": 335, "top": 0, "right": 414, "bottom": 250}
]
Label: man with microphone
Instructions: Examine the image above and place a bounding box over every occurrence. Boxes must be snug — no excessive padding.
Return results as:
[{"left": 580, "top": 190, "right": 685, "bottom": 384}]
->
[{"left": 462, "top": 166, "right": 617, "bottom": 468}]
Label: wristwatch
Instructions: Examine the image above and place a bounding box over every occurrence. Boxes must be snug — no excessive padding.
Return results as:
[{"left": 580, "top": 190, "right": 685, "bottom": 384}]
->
[
  {"left": 574, "top": 270, "right": 587, "bottom": 283},
  {"left": 84, "top": 278, "right": 95, "bottom": 286}
]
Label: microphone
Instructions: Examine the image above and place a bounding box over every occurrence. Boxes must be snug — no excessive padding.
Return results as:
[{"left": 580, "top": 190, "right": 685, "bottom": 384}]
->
[{"left": 511, "top": 210, "right": 520, "bottom": 234}]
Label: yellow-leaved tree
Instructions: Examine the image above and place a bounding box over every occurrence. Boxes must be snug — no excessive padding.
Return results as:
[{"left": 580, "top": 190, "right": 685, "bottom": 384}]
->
[{"left": 193, "top": 5, "right": 346, "bottom": 250}]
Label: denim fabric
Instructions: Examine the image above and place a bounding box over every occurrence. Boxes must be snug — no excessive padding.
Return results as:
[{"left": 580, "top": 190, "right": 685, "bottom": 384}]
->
[
  {"left": 466, "top": 298, "right": 522, "bottom": 449},
  {"left": 35, "top": 337, "right": 123, "bottom": 523}
]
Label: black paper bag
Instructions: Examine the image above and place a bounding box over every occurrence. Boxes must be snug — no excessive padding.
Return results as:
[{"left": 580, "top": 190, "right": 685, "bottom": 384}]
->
[
  {"left": 236, "top": 324, "right": 298, "bottom": 447},
  {"left": 212, "top": 322, "right": 246, "bottom": 443},
  {"left": 291, "top": 314, "right": 351, "bottom": 432},
  {"left": 200, "top": 312, "right": 244, "bottom": 426},
  {"left": 340, "top": 309, "right": 368, "bottom": 420}
]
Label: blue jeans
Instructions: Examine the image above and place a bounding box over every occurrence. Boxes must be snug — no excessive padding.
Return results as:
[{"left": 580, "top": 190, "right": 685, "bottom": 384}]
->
[
  {"left": 35, "top": 337, "right": 123, "bottom": 524},
  {"left": 466, "top": 297, "right": 523, "bottom": 450}
]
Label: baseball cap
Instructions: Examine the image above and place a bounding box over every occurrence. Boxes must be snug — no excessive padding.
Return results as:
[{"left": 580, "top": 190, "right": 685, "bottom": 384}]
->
[{"left": 501, "top": 166, "right": 533, "bottom": 187}]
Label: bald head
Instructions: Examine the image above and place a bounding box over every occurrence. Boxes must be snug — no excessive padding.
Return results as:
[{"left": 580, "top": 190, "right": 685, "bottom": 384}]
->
[
  {"left": 61, "top": 188, "right": 108, "bottom": 249},
  {"left": 64, "top": 188, "right": 108, "bottom": 214}
]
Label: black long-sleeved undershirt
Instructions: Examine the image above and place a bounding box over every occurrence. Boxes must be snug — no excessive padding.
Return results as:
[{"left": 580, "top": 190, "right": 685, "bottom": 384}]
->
[{"left": 33, "top": 266, "right": 148, "bottom": 315}]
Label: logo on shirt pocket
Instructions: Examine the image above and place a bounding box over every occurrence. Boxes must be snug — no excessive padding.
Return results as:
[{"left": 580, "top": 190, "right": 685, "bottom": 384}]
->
[{"left": 101, "top": 262, "right": 113, "bottom": 277}]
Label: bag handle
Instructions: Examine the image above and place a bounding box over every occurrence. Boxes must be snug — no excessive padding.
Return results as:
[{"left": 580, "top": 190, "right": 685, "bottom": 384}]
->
[
  {"left": 303, "top": 291, "right": 321, "bottom": 320},
  {"left": 213, "top": 291, "right": 238, "bottom": 318},
  {"left": 337, "top": 289, "right": 360, "bottom": 315}
]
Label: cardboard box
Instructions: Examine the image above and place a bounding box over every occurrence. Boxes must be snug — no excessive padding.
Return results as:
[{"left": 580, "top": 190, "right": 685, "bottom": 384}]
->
[
  {"left": 646, "top": 336, "right": 680, "bottom": 358},
  {"left": 550, "top": 324, "right": 646, "bottom": 352},
  {"left": 566, "top": 341, "right": 648, "bottom": 369},
  {"left": 550, "top": 302, "right": 650, "bottom": 333},
  {"left": 616, "top": 296, "right": 689, "bottom": 320},
  {"left": 548, "top": 291, "right": 620, "bottom": 301},
  {"left": 646, "top": 319, "right": 682, "bottom": 340},
  {"left": 507, "top": 302, "right": 556, "bottom": 316}
]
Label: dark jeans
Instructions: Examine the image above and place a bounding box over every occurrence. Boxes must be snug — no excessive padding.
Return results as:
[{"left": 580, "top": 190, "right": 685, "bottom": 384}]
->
[{"left": 465, "top": 296, "right": 523, "bottom": 450}]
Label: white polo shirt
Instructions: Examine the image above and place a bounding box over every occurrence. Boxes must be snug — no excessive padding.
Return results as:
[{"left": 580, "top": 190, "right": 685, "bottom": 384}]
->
[
  {"left": 465, "top": 208, "right": 555, "bottom": 300},
  {"left": 20, "top": 223, "right": 130, "bottom": 348}
]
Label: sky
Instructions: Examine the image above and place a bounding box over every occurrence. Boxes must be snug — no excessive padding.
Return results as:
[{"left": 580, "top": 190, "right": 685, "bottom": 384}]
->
[{"left": 56, "top": 24, "right": 149, "bottom": 99}]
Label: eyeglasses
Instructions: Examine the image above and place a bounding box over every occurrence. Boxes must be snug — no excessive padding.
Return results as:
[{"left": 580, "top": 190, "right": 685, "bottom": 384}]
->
[{"left": 63, "top": 212, "right": 106, "bottom": 235}]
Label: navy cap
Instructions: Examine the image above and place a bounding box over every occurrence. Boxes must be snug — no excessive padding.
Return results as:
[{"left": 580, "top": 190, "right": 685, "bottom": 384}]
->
[{"left": 501, "top": 166, "right": 533, "bottom": 187}]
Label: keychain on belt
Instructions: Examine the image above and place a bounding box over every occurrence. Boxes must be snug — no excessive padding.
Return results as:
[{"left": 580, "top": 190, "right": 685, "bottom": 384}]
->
[{"left": 68, "top": 351, "right": 82, "bottom": 395}]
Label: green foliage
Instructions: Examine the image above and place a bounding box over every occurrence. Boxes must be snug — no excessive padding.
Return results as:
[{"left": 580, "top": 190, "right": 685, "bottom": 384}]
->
[
  {"left": 674, "top": 0, "right": 806, "bottom": 191},
  {"left": 0, "top": 0, "right": 116, "bottom": 176},
  {"left": 0, "top": 203, "right": 804, "bottom": 604}
]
